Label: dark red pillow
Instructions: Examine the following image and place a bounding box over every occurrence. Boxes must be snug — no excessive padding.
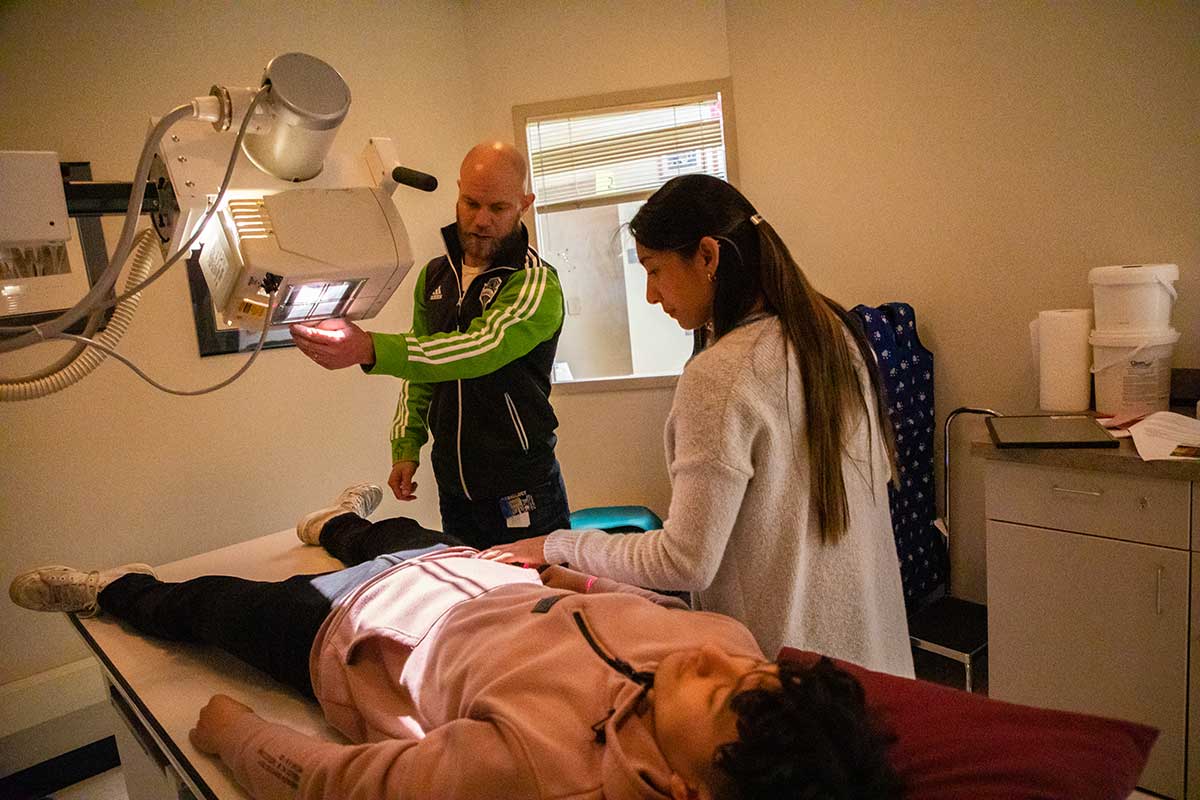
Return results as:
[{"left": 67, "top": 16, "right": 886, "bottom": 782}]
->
[{"left": 777, "top": 648, "right": 1157, "bottom": 800}]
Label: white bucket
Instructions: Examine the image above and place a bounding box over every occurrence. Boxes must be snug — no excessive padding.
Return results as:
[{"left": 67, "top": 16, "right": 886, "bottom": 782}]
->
[
  {"left": 1089, "top": 328, "right": 1180, "bottom": 417},
  {"left": 1088, "top": 263, "right": 1178, "bottom": 331}
]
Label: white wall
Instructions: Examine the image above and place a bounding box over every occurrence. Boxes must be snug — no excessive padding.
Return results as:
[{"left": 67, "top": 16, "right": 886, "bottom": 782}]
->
[
  {"left": 726, "top": 0, "right": 1200, "bottom": 600},
  {"left": 0, "top": 0, "right": 475, "bottom": 694}
]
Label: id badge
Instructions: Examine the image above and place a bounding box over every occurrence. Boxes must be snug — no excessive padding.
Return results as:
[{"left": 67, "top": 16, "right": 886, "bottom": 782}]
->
[{"left": 500, "top": 490, "right": 537, "bottom": 529}]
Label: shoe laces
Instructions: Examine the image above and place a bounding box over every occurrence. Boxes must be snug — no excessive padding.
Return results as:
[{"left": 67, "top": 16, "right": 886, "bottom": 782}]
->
[
  {"left": 342, "top": 486, "right": 377, "bottom": 516},
  {"left": 46, "top": 569, "right": 102, "bottom": 617}
]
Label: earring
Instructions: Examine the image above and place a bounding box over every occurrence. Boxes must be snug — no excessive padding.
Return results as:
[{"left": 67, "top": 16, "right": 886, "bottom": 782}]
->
[{"left": 706, "top": 273, "right": 715, "bottom": 283}]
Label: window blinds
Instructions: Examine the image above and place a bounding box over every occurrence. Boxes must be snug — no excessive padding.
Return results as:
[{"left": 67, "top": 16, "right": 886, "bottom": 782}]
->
[{"left": 526, "top": 93, "right": 727, "bottom": 211}]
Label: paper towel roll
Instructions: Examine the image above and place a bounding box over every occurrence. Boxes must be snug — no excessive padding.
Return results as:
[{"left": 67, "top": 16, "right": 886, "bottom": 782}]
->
[{"left": 1036, "top": 309, "right": 1093, "bottom": 412}]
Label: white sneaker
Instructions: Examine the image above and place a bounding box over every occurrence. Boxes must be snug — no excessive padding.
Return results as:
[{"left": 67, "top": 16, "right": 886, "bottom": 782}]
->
[
  {"left": 9, "top": 564, "right": 157, "bottom": 617},
  {"left": 296, "top": 483, "right": 384, "bottom": 545}
]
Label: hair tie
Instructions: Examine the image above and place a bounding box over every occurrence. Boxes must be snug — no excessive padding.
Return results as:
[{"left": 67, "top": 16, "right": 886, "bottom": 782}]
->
[{"left": 749, "top": 213, "right": 763, "bottom": 227}]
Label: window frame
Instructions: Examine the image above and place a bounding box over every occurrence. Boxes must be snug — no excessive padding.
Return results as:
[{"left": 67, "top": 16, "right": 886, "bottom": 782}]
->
[{"left": 512, "top": 78, "right": 739, "bottom": 392}]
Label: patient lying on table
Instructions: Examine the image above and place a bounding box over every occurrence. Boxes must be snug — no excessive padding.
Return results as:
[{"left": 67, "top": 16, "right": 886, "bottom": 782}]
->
[{"left": 10, "top": 484, "right": 900, "bottom": 800}]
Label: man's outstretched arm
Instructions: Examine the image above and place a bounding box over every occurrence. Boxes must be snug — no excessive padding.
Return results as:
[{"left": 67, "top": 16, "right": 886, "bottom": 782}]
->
[
  {"left": 369, "top": 265, "right": 563, "bottom": 382},
  {"left": 290, "top": 267, "right": 563, "bottom": 379}
]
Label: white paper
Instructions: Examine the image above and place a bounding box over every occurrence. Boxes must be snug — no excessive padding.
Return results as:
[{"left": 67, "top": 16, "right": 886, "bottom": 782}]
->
[{"left": 1129, "top": 412, "right": 1200, "bottom": 461}]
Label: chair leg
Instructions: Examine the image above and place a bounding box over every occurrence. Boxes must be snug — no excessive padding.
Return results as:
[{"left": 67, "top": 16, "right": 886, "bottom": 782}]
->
[{"left": 964, "top": 657, "right": 973, "bottom": 693}]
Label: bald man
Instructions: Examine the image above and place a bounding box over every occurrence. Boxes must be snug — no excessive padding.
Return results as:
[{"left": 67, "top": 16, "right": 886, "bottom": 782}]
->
[{"left": 291, "top": 142, "right": 569, "bottom": 548}]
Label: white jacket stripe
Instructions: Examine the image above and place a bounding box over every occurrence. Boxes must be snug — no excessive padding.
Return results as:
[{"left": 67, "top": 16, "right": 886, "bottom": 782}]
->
[
  {"left": 413, "top": 266, "right": 540, "bottom": 357},
  {"left": 409, "top": 261, "right": 544, "bottom": 358},
  {"left": 406, "top": 248, "right": 546, "bottom": 358},
  {"left": 390, "top": 380, "right": 410, "bottom": 440},
  {"left": 405, "top": 266, "right": 548, "bottom": 365}
]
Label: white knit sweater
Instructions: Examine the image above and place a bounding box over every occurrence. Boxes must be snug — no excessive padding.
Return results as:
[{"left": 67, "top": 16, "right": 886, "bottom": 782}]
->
[{"left": 546, "top": 316, "right": 914, "bottom": 677}]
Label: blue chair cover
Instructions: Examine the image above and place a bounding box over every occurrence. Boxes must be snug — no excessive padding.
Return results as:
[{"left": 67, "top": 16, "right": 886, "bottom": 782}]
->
[{"left": 849, "top": 302, "right": 944, "bottom": 611}]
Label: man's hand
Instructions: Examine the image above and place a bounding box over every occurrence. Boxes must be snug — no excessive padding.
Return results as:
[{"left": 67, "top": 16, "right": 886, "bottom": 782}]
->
[
  {"left": 389, "top": 460, "right": 419, "bottom": 501},
  {"left": 478, "top": 535, "right": 549, "bottom": 567},
  {"left": 190, "top": 694, "right": 256, "bottom": 755},
  {"left": 290, "top": 318, "right": 376, "bottom": 370}
]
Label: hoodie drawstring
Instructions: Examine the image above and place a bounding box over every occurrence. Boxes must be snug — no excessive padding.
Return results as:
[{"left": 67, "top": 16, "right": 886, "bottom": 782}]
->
[{"left": 573, "top": 611, "right": 654, "bottom": 744}]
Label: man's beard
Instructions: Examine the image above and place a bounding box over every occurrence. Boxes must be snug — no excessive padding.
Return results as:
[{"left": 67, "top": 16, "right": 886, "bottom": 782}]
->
[{"left": 458, "top": 224, "right": 523, "bottom": 265}]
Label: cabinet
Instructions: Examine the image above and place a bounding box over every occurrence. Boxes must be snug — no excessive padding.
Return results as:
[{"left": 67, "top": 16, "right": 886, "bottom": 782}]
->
[{"left": 980, "top": 444, "right": 1200, "bottom": 799}]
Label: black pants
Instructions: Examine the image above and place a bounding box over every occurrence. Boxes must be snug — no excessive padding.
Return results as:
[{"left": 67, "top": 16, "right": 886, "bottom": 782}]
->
[
  {"left": 438, "top": 461, "right": 571, "bottom": 549},
  {"left": 98, "top": 515, "right": 464, "bottom": 697}
]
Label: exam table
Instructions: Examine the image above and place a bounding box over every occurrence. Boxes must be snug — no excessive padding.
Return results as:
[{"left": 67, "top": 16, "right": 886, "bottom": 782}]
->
[{"left": 69, "top": 530, "right": 1161, "bottom": 800}]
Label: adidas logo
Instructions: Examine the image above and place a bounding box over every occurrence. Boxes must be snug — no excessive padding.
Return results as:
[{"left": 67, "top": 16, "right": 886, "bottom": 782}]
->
[{"left": 429, "top": 286, "right": 443, "bottom": 300}]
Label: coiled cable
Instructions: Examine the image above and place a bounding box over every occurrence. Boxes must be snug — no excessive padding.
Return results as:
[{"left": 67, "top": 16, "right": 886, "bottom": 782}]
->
[{"left": 1, "top": 229, "right": 157, "bottom": 401}]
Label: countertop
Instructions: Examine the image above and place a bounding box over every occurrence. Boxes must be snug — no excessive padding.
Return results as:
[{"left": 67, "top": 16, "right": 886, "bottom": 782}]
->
[{"left": 972, "top": 439, "right": 1200, "bottom": 482}]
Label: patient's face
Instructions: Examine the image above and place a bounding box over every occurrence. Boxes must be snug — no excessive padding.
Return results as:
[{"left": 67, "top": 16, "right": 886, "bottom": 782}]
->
[
  {"left": 637, "top": 242, "right": 715, "bottom": 331},
  {"left": 651, "top": 644, "right": 779, "bottom": 791}
]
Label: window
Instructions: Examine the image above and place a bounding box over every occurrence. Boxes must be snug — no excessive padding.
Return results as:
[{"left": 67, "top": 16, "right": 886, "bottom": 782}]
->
[{"left": 515, "top": 80, "right": 737, "bottom": 385}]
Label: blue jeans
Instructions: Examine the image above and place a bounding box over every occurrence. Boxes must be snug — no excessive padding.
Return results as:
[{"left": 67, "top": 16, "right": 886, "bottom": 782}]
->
[{"left": 439, "top": 462, "right": 570, "bottom": 549}]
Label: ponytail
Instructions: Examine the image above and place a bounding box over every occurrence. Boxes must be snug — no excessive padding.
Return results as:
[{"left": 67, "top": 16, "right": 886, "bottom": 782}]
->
[{"left": 753, "top": 221, "right": 896, "bottom": 541}]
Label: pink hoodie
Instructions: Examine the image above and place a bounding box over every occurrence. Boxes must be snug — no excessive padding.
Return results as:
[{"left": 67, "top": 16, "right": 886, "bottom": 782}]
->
[{"left": 215, "top": 548, "right": 763, "bottom": 799}]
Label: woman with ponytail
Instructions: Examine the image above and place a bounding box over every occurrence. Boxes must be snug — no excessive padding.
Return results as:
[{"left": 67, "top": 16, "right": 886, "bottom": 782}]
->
[{"left": 488, "top": 175, "right": 912, "bottom": 676}]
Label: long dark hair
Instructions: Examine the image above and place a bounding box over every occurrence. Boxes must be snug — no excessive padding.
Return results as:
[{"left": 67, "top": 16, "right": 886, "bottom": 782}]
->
[{"left": 629, "top": 174, "right": 895, "bottom": 541}]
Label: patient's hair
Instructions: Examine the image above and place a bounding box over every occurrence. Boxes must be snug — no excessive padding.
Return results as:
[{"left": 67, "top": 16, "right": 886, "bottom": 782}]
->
[{"left": 712, "top": 657, "right": 903, "bottom": 800}]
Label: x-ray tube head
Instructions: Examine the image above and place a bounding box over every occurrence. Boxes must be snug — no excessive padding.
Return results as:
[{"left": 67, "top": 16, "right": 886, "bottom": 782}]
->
[
  {"left": 199, "top": 186, "right": 413, "bottom": 330},
  {"left": 241, "top": 53, "right": 351, "bottom": 182}
]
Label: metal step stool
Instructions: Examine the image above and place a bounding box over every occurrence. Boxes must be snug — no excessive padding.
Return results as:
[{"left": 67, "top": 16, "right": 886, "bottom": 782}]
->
[{"left": 908, "top": 406, "right": 1001, "bottom": 693}]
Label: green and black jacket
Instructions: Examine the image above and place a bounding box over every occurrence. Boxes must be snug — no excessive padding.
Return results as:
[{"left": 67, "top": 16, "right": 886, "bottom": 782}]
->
[{"left": 368, "top": 222, "right": 564, "bottom": 500}]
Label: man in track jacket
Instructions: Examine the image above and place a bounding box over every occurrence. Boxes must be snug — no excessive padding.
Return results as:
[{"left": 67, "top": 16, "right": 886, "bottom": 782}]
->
[{"left": 291, "top": 142, "right": 568, "bottom": 548}]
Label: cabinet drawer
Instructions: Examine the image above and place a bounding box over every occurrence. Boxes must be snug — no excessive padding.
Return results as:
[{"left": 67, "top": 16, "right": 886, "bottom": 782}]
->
[{"left": 985, "top": 460, "right": 1191, "bottom": 549}]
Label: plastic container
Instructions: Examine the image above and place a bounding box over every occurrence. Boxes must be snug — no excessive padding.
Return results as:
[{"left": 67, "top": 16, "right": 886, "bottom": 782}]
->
[
  {"left": 1089, "top": 328, "right": 1180, "bottom": 417},
  {"left": 1088, "top": 263, "right": 1178, "bottom": 332}
]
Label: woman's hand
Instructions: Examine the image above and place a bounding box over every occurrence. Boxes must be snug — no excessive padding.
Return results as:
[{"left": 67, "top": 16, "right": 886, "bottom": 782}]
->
[
  {"left": 478, "top": 535, "right": 549, "bottom": 567},
  {"left": 190, "top": 694, "right": 256, "bottom": 755}
]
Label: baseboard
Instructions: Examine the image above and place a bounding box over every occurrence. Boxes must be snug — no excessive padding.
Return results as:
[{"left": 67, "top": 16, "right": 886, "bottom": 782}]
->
[
  {"left": 0, "top": 660, "right": 112, "bottom": 778},
  {"left": 0, "top": 735, "right": 119, "bottom": 800},
  {"left": 0, "top": 659, "right": 106, "bottom": 739}
]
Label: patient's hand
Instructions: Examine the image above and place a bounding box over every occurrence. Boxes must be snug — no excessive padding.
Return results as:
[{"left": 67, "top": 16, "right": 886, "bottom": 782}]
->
[{"left": 191, "top": 694, "right": 256, "bottom": 755}]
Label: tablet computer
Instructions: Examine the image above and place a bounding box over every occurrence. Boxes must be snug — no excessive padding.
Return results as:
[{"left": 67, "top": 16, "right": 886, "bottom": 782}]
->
[{"left": 985, "top": 415, "right": 1119, "bottom": 449}]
